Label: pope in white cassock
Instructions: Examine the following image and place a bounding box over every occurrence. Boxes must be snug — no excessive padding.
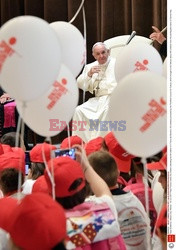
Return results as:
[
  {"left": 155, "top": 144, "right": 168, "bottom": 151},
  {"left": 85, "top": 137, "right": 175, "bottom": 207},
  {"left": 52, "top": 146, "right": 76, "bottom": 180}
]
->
[{"left": 72, "top": 42, "right": 117, "bottom": 142}]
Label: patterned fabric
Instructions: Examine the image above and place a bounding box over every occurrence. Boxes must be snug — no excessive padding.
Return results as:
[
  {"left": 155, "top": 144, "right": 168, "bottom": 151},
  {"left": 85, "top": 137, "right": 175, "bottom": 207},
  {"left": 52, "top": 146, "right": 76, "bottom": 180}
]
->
[{"left": 65, "top": 201, "right": 122, "bottom": 249}]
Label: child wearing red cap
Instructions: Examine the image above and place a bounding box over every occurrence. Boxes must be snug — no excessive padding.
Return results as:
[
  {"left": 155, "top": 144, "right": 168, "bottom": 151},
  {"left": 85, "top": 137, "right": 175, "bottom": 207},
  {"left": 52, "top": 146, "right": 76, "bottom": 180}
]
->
[
  {"left": 0, "top": 193, "right": 67, "bottom": 250},
  {"left": 60, "top": 135, "right": 84, "bottom": 149},
  {"left": 0, "top": 131, "right": 26, "bottom": 151},
  {"left": 0, "top": 197, "right": 18, "bottom": 250},
  {"left": 22, "top": 142, "right": 56, "bottom": 194},
  {"left": 0, "top": 150, "right": 25, "bottom": 199},
  {"left": 45, "top": 145, "right": 126, "bottom": 250},
  {"left": 84, "top": 136, "right": 104, "bottom": 156},
  {"left": 32, "top": 175, "right": 49, "bottom": 194},
  {"left": 88, "top": 150, "right": 151, "bottom": 250}
]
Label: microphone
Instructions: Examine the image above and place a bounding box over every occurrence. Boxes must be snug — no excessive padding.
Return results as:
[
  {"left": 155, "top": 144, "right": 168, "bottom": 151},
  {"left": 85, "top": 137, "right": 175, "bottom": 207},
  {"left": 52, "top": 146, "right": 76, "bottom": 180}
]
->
[{"left": 126, "top": 31, "right": 136, "bottom": 45}]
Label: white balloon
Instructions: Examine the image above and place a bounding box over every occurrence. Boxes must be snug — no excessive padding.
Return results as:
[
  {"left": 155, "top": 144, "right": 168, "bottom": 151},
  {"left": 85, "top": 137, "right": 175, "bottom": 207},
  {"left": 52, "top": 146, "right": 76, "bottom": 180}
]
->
[
  {"left": 16, "top": 64, "right": 79, "bottom": 137},
  {"left": 108, "top": 71, "right": 167, "bottom": 158},
  {"left": 0, "top": 15, "right": 62, "bottom": 101},
  {"left": 50, "top": 21, "right": 85, "bottom": 77},
  {"left": 162, "top": 57, "right": 167, "bottom": 78},
  {"left": 115, "top": 42, "right": 163, "bottom": 82}
]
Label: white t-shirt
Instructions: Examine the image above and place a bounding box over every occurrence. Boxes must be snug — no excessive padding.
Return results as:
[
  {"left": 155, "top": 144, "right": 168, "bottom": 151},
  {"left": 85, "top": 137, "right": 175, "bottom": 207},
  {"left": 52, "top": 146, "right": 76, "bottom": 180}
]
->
[
  {"left": 0, "top": 229, "right": 8, "bottom": 250},
  {"left": 22, "top": 179, "right": 36, "bottom": 194},
  {"left": 112, "top": 190, "right": 151, "bottom": 250}
]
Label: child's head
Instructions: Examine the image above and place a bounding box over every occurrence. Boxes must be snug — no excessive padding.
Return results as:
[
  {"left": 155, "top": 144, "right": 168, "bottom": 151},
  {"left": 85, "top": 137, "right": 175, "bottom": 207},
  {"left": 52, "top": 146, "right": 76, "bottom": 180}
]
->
[
  {"left": 88, "top": 150, "right": 118, "bottom": 188},
  {"left": 7, "top": 193, "right": 66, "bottom": 250},
  {"left": 0, "top": 151, "right": 25, "bottom": 196},
  {"left": 0, "top": 168, "right": 24, "bottom": 196},
  {"left": 84, "top": 137, "right": 104, "bottom": 156},
  {"left": 30, "top": 142, "right": 56, "bottom": 163},
  {"left": 60, "top": 135, "right": 84, "bottom": 149},
  {"left": 28, "top": 162, "right": 46, "bottom": 180},
  {"left": 0, "top": 132, "right": 26, "bottom": 151},
  {"left": 103, "top": 132, "right": 134, "bottom": 173},
  {"left": 44, "top": 156, "right": 86, "bottom": 209}
]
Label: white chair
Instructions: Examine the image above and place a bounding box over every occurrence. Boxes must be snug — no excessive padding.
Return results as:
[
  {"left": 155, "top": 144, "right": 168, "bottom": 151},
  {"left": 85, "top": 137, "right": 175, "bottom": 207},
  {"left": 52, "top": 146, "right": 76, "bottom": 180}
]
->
[{"left": 104, "top": 35, "right": 152, "bottom": 58}]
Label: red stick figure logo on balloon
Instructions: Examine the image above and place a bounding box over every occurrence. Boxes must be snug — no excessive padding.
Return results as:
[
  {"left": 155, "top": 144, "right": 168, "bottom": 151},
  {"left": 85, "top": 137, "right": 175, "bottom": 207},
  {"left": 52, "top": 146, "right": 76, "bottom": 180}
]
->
[
  {"left": 134, "top": 59, "right": 149, "bottom": 72},
  {"left": 47, "top": 78, "right": 68, "bottom": 110},
  {"left": 0, "top": 37, "right": 17, "bottom": 72},
  {"left": 140, "top": 97, "right": 166, "bottom": 132}
]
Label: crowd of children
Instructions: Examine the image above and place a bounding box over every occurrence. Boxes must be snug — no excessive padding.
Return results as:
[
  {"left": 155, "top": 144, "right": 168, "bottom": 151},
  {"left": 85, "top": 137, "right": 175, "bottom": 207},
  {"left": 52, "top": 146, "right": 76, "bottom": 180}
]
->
[{"left": 0, "top": 131, "right": 167, "bottom": 250}]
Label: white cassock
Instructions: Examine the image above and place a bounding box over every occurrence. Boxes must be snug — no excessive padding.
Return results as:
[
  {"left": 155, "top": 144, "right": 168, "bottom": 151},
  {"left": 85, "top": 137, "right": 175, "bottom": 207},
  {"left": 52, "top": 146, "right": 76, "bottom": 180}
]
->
[{"left": 72, "top": 57, "right": 117, "bottom": 142}]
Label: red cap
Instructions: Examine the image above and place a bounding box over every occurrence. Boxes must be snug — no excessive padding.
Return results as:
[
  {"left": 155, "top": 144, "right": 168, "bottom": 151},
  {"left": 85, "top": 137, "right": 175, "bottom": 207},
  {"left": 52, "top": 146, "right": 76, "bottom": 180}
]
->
[
  {"left": 147, "top": 153, "right": 167, "bottom": 170},
  {"left": 1, "top": 144, "right": 13, "bottom": 153},
  {"left": 84, "top": 137, "right": 103, "bottom": 156},
  {"left": 60, "top": 135, "right": 84, "bottom": 149},
  {"left": 0, "top": 151, "right": 25, "bottom": 175},
  {"left": 30, "top": 142, "right": 56, "bottom": 163},
  {"left": 45, "top": 157, "right": 85, "bottom": 198},
  {"left": 12, "top": 147, "right": 25, "bottom": 157},
  {"left": 8, "top": 193, "right": 66, "bottom": 250},
  {"left": 114, "top": 157, "right": 132, "bottom": 173},
  {"left": 162, "top": 146, "right": 167, "bottom": 154},
  {"left": 0, "top": 197, "right": 18, "bottom": 232},
  {"left": 32, "top": 175, "right": 49, "bottom": 194},
  {"left": 0, "top": 144, "right": 4, "bottom": 155},
  {"left": 104, "top": 132, "right": 134, "bottom": 173},
  {"left": 156, "top": 204, "right": 167, "bottom": 228}
]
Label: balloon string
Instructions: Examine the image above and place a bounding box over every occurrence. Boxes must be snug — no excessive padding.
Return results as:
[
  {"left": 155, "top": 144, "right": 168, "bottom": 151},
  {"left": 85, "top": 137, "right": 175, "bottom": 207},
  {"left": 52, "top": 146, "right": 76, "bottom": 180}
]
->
[
  {"left": 141, "top": 157, "right": 150, "bottom": 215},
  {"left": 68, "top": 0, "right": 87, "bottom": 104},
  {"left": 69, "top": 0, "right": 85, "bottom": 24},
  {"left": 82, "top": 6, "right": 87, "bottom": 104},
  {"left": 45, "top": 159, "right": 55, "bottom": 200},
  {"left": 15, "top": 111, "right": 22, "bottom": 148},
  {"left": 42, "top": 141, "right": 56, "bottom": 200},
  {"left": 66, "top": 123, "right": 71, "bottom": 149},
  {"left": 141, "top": 157, "right": 151, "bottom": 250},
  {"left": 83, "top": 6, "right": 87, "bottom": 65},
  {"left": 16, "top": 101, "right": 26, "bottom": 200}
]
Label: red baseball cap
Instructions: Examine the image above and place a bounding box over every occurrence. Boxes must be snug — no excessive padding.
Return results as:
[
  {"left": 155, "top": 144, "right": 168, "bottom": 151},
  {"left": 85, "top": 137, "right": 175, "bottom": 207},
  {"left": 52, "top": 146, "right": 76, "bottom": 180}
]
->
[
  {"left": 1, "top": 144, "right": 13, "bottom": 153},
  {"left": 60, "top": 135, "right": 84, "bottom": 149},
  {"left": 30, "top": 142, "right": 56, "bottom": 163},
  {"left": 32, "top": 175, "right": 49, "bottom": 194},
  {"left": 104, "top": 132, "right": 134, "bottom": 173},
  {"left": 0, "top": 151, "right": 25, "bottom": 175},
  {"left": 84, "top": 137, "right": 103, "bottom": 156},
  {"left": 147, "top": 153, "right": 167, "bottom": 170},
  {"left": 0, "top": 197, "right": 18, "bottom": 232},
  {"left": 8, "top": 193, "right": 66, "bottom": 250},
  {"left": 162, "top": 146, "right": 167, "bottom": 154},
  {"left": 0, "top": 143, "right": 4, "bottom": 155},
  {"left": 45, "top": 157, "right": 85, "bottom": 198},
  {"left": 12, "top": 147, "right": 25, "bottom": 157}
]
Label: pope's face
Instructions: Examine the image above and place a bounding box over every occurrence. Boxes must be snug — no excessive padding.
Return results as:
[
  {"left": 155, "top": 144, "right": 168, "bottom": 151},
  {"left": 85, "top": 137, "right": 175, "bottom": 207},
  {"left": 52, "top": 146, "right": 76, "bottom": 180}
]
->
[{"left": 92, "top": 45, "right": 109, "bottom": 65}]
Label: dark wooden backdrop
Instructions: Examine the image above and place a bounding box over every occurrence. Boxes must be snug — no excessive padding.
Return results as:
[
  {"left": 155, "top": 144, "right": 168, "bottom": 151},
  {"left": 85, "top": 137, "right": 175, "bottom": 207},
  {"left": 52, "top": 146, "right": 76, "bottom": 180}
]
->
[
  {"left": 0, "top": 0, "right": 167, "bottom": 144},
  {"left": 0, "top": 0, "right": 167, "bottom": 62}
]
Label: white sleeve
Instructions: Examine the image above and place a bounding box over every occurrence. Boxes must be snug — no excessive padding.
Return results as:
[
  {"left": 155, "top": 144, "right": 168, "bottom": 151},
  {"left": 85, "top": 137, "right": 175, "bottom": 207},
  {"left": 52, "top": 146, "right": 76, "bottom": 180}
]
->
[
  {"left": 77, "top": 64, "right": 95, "bottom": 94},
  {"left": 86, "top": 194, "right": 118, "bottom": 220}
]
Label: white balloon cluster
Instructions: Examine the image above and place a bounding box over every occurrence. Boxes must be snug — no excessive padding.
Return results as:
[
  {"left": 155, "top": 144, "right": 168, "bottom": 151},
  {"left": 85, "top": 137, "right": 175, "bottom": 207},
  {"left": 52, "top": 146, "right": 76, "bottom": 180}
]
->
[
  {"left": 109, "top": 41, "right": 167, "bottom": 158},
  {"left": 0, "top": 16, "right": 86, "bottom": 137}
]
